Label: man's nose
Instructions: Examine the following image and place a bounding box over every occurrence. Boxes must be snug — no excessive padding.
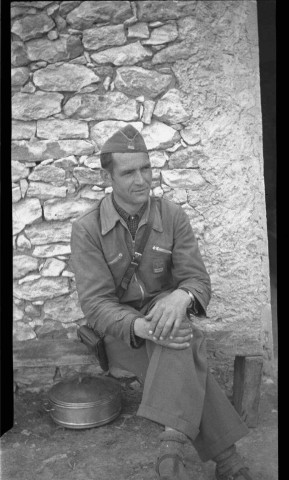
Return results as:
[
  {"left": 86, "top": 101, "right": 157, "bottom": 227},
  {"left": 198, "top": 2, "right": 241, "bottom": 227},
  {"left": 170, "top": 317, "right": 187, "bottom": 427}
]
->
[{"left": 134, "top": 170, "right": 145, "bottom": 184}]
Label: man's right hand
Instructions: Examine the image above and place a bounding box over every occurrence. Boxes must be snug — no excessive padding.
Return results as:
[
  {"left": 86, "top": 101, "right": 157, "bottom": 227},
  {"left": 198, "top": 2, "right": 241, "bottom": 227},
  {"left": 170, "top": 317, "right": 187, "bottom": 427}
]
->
[{"left": 134, "top": 317, "right": 193, "bottom": 350}]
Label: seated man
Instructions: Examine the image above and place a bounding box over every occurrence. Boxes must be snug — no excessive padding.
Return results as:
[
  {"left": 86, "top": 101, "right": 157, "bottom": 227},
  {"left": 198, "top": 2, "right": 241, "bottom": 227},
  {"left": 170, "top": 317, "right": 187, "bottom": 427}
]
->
[{"left": 71, "top": 125, "right": 253, "bottom": 480}]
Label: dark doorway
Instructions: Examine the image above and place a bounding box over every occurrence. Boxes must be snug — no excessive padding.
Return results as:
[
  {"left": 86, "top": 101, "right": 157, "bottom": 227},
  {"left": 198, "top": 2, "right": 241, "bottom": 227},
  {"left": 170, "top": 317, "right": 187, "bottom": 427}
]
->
[{"left": 257, "top": 0, "right": 277, "bottom": 357}]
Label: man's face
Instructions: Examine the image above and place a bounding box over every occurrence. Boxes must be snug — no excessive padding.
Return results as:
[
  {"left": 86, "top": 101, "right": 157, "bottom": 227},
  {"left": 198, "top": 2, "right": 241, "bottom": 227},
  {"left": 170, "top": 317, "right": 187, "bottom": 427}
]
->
[{"left": 110, "top": 152, "right": 152, "bottom": 211}]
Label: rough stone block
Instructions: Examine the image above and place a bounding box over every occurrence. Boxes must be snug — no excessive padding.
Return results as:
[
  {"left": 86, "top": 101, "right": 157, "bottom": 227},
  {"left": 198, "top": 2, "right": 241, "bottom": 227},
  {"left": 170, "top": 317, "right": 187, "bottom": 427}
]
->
[
  {"left": 91, "top": 41, "right": 152, "bottom": 66},
  {"left": 82, "top": 24, "right": 126, "bottom": 51},
  {"left": 13, "top": 303, "right": 24, "bottom": 322},
  {"left": 26, "top": 35, "right": 83, "bottom": 63},
  {"left": 137, "top": 1, "right": 197, "bottom": 22},
  {"left": 80, "top": 187, "right": 105, "bottom": 201},
  {"left": 66, "top": 1, "right": 132, "bottom": 30},
  {"left": 59, "top": 1, "right": 82, "bottom": 17},
  {"left": 43, "top": 291, "right": 84, "bottom": 323},
  {"left": 12, "top": 185, "right": 22, "bottom": 203},
  {"left": 177, "top": 16, "right": 198, "bottom": 41},
  {"left": 35, "top": 320, "right": 68, "bottom": 339},
  {"left": 142, "top": 121, "right": 180, "bottom": 150},
  {"left": 12, "top": 92, "right": 63, "bottom": 121},
  {"left": 54, "top": 156, "right": 78, "bottom": 170},
  {"left": 12, "top": 122, "right": 36, "bottom": 143},
  {"left": 142, "top": 23, "right": 178, "bottom": 45},
  {"left": 11, "top": 67, "right": 30, "bottom": 86},
  {"left": 14, "top": 277, "right": 70, "bottom": 301},
  {"left": 152, "top": 42, "right": 198, "bottom": 64},
  {"left": 11, "top": 6, "right": 37, "bottom": 19},
  {"left": 13, "top": 1, "right": 53, "bottom": 8},
  {"left": 12, "top": 139, "right": 94, "bottom": 162},
  {"left": 161, "top": 169, "right": 206, "bottom": 189},
  {"left": 128, "top": 22, "right": 150, "bottom": 39},
  {"left": 28, "top": 164, "right": 66, "bottom": 186},
  {"left": 19, "top": 273, "right": 41, "bottom": 285},
  {"left": 73, "top": 167, "right": 109, "bottom": 187},
  {"left": 142, "top": 100, "right": 155, "bottom": 124},
  {"left": 11, "top": 12, "right": 55, "bottom": 41},
  {"left": 153, "top": 89, "right": 190, "bottom": 124},
  {"left": 33, "top": 64, "right": 99, "bottom": 91},
  {"left": 13, "top": 322, "right": 37, "bottom": 342},
  {"left": 180, "top": 127, "right": 201, "bottom": 145},
  {"left": 27, "top": 182, "right": 67, "bottom": 200},
  {"left": 114, "top": 66, "right": 173, "bottom": 99},
  {"left": 13, "top": 255, "right": 39, "bottom": 279},
  {"left": 12, "top": 40, "right": 29, "bottom": 66},
  {"left": 149, "top": 151, "right": 167, "bottom": 168},
  {"left": 37, "top": 119, "right": 89, "bottom": 140},
  {"left": 13, "top": 198, "right": 42, "bottom": 235},
  {"left": 168, "top": 147, "right": 207, "bottom": 169},
  {"left": 25, "top": 221, "right": 72, "bottom": 245},
  {"left": 64, "top": 92, "right": 139, "bottom": 121},
  {"left": 40, "top": 259, "right": 66, "bottom": 278},
  {"left": 43, "top": 198, "right": 94, "bottom": 221},
  {"left": 33, "top": 244, "right": 71, "bottom": 258}
]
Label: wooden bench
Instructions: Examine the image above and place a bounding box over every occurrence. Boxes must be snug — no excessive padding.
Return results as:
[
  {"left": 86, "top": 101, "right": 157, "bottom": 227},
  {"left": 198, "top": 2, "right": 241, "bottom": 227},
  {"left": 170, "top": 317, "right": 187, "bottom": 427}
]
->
[{"left": 13, "top": 330, "right": 264, "bottom": 428}]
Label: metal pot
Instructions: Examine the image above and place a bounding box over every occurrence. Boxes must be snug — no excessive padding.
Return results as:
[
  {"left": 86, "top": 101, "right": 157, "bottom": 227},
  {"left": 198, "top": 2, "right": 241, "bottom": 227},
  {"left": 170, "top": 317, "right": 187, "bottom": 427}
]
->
[{"left": 47, "top": 375, "right": 122, "bottom": 429}]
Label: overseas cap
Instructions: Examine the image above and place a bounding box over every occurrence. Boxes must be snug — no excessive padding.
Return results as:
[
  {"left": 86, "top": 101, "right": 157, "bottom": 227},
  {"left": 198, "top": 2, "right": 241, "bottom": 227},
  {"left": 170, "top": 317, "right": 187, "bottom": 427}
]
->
[{"left": 101, "top": 124, "right": 148, "bottom": 154}]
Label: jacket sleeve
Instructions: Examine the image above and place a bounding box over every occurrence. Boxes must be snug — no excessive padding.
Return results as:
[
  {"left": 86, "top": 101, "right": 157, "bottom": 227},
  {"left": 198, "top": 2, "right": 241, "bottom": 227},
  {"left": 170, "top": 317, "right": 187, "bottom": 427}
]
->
[
  {"left": 171, "top": 205, "right": 211, "bottom": 316},
  {"left": 71, "top": 220, "right": 142, "bottom": 346}
]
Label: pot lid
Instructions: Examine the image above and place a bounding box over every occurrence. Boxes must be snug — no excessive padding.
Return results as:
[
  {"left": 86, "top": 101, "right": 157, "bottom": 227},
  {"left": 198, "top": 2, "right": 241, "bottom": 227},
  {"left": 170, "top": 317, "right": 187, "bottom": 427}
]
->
[{"left": 48, "top": 375, "right": 121, "bottom": 407}]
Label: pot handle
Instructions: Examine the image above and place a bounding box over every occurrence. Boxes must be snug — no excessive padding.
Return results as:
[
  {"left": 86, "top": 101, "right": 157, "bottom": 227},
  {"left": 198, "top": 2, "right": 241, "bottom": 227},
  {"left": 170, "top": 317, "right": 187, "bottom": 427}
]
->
[{"left": 43, "top": 405, "right": 55, "bottom": 412}]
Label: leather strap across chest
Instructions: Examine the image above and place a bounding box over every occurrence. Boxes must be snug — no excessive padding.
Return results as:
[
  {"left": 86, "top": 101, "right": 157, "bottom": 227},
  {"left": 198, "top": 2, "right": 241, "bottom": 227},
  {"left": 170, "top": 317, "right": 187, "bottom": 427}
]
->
[{"left": 116, "top": 197, "right": 157, "bottom": 297}]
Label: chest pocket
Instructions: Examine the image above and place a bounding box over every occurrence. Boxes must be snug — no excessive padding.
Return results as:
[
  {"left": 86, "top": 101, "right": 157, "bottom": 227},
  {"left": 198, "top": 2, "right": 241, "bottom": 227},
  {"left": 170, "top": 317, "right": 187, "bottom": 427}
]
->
[
  {"left": 151, "top": 245, "right": 172, "bottom": 275},
  {"left": 106, "top": 252, "right": 127, "bottom": 286}
]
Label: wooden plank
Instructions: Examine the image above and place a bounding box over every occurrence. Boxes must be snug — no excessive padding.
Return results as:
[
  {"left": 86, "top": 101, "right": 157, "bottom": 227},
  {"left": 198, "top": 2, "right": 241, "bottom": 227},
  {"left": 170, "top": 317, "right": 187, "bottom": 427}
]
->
[
  {"left": 13, "top": 339, "right": 98, "bottom": 368},
  {"left": 232, "top": 355, "right": 263, "bottom": 428},
  {"left": 204, "top": 332, "right": 263, "bottom": 357},
  {"left": 191, "top": 319, "right": 263, "bottom": 356}
]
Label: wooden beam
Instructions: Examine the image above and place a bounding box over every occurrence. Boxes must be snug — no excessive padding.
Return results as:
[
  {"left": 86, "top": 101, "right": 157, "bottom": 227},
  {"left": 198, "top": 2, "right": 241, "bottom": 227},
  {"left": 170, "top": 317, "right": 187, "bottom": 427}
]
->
[
  {"left": 13, "top": 339, "right": 98, "bottom": 368},
  {"left": 233, "top": 355, "right": 263, "bottom": 428}
]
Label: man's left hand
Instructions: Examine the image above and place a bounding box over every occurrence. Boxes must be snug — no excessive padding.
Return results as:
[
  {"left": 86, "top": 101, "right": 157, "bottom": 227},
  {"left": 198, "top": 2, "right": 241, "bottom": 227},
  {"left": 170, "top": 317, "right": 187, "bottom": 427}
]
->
[{"left": 145, "top": 289, "right": 192, "bottom": 341}]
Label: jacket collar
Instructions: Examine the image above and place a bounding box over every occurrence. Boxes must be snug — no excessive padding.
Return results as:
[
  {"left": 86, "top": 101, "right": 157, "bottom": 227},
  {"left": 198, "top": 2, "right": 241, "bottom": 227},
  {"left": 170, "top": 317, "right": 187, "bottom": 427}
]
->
[{"left": 100, "top": 193, "right": 163, "bottom": 235}]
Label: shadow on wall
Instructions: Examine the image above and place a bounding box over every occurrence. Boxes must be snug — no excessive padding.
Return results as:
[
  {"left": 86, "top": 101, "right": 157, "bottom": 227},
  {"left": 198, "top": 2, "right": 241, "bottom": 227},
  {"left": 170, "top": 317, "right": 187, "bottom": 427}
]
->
[{"left": 257, "top": 0, "right": 277, "bottom": 356}]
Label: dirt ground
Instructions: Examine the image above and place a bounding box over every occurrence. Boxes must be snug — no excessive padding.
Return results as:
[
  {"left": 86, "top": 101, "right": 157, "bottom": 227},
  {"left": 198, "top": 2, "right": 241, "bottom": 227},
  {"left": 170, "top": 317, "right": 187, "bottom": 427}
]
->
[{"left": 1, "top": 372, "right": 278, "bottom": 480}]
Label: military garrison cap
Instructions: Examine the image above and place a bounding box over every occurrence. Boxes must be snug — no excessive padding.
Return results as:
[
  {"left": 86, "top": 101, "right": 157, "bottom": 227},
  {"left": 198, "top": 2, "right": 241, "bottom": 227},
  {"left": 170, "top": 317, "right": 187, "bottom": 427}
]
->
[{"left": 101, "top": 124, "right": 148, "bottom": 154}]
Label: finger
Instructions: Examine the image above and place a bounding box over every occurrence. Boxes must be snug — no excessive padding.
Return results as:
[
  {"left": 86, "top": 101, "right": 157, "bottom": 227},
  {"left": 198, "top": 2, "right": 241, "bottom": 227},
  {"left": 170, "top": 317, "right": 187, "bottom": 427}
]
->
[
  {"left": 162, "top": 342, "right": 191, "bottom": 350},
  {"left": 169, "top": 333, "right": 193, "bottom": 344},
  {"left": 152, "top": 313, "right": 172, "bottom": 340},
  {"left": 158, "top": 313, "right": 176, "bottom": 340},
  {"left": 145, "top": 306, "right": 156, "bottom": 321},
  {"left": 146, "top": 308, "right": 163, "bottom": 336},
  {"left": 176, "top": 326, "right": 192, "bottom": 336},
  {"left": 169, "top": 316, "right": 184, "bottom": 339}
]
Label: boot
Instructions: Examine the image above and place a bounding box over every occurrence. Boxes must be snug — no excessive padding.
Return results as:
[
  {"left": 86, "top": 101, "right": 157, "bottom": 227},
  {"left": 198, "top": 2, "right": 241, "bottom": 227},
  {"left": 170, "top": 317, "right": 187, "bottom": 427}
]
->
[
  {"left": 214, "top": 445, "right": 254, "bottom": 480},
  {"left": 155, "top": 430, "right": 191, "bottom": 480}
]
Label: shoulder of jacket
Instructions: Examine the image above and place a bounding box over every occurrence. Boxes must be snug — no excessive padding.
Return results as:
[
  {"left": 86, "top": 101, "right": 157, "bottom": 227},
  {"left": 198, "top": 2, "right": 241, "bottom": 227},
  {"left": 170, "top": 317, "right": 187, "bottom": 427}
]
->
[
  {"left": 158, "top": 197, "right": 183, "bottom": 215},
  {"left": 73, "top": 200, "right": 102, "bottom": 227}
]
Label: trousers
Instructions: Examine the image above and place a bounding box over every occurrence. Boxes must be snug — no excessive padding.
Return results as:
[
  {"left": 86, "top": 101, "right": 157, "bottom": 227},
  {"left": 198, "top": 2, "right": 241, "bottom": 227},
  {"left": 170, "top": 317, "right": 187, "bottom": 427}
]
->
[{"left": 104, "top": 326, "right": 249, "bottom": 462}]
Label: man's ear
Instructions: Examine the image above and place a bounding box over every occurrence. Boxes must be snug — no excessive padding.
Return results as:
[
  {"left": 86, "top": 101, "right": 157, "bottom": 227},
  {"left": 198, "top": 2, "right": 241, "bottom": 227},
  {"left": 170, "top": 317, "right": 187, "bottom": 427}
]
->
[{"left": 101, "top": 169, "right": 112, "bottom": 186}]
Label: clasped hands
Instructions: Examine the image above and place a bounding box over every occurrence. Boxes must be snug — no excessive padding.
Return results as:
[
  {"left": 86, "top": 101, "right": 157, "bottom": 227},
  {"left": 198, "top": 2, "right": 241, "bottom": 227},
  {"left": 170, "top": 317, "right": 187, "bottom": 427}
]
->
[{"left": 134, "top": 289, "right": 194, "bottom": 350}]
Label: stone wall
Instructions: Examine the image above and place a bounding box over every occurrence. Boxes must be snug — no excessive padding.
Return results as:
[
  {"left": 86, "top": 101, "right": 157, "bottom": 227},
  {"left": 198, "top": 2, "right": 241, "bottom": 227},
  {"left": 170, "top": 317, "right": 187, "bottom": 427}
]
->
[{"left": 12, "top": 0, "right": 272, "bottom": 391}]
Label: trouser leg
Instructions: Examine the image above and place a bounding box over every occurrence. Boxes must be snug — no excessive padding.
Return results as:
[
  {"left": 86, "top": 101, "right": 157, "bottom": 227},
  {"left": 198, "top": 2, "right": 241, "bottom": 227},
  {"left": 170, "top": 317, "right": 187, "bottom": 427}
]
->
[
  {"left": 104, "top": 329, "right": 249, "bottom": 462},
  {"left": 191, "top": 372, "right": 249, "bottom": 461},
  {"left": 137, "top": 327, "right": 207, "bottom": 440}
]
